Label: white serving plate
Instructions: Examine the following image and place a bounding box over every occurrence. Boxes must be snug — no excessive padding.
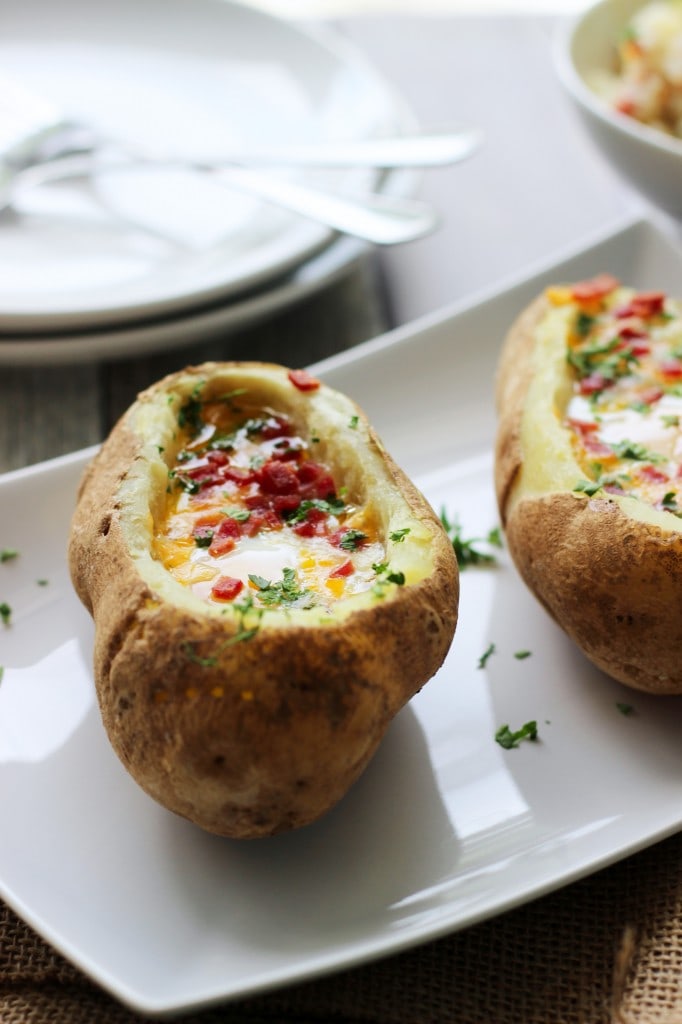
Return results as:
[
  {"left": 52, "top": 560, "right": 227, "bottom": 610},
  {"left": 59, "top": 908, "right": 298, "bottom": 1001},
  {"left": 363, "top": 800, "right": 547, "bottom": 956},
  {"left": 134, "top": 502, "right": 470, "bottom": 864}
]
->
[
  {"left": 2, "top": 215, "right": 682, "bottom": 1017},
  {"left": 0, "top": 232, "right": 378, "bottom": 365},
  {"left": 0, "top": 0, "right": 408, "bottom": 331}
]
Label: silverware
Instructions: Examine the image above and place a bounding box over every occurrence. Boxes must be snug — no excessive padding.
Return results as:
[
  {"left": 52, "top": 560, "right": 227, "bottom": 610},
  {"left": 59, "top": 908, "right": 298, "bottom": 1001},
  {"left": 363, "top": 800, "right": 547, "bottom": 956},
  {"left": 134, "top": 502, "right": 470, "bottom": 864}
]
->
[
  {"left": 1, "top": 154, "right": 444, "bottom": 245},
  {"left": 0, "top": 75, "right": 481, "bottom": 245},
  {"left": 1, "top": 115, "right": 482, "bottom": 173},
  {"left": 0, "top": 71, "right": 481, "bottom": 172}
]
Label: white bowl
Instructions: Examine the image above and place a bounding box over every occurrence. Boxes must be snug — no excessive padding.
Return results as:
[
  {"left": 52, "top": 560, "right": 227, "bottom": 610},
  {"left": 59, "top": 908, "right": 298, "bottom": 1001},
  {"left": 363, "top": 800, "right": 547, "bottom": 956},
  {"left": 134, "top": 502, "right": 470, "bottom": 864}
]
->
[{"left": 554, "top": 0, "right": 682, "bottom": 217}]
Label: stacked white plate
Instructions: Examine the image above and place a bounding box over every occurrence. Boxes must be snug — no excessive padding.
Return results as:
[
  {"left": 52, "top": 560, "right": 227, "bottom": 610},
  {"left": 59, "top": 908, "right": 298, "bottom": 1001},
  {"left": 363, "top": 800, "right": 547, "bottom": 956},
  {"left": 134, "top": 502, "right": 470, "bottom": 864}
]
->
[{"left": 0, "top": 0, "right": 416, "bottom": 365}]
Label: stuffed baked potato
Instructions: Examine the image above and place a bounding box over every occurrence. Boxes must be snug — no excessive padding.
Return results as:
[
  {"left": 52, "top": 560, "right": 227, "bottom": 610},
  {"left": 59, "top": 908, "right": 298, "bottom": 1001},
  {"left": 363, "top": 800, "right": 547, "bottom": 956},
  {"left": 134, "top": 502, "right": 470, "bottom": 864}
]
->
[
  {"left": 495, "top": 274, "right": 682, "bottom": 694},
  {"left": 69, "top": 362, "right": 458, "bottom": 838}
]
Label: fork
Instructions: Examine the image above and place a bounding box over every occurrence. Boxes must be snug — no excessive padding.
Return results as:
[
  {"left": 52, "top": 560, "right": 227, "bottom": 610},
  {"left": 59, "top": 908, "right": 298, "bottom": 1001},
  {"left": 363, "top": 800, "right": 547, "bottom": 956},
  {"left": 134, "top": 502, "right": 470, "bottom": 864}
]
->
[
  {"left": 0, "top": 76, "right": 481, "bottom": 245},
  {"left": 0, "top": 73, "right": 480, "bottom": 173},
  {"left": 0, "top": 151, "right": 443, "bottom": 246}
]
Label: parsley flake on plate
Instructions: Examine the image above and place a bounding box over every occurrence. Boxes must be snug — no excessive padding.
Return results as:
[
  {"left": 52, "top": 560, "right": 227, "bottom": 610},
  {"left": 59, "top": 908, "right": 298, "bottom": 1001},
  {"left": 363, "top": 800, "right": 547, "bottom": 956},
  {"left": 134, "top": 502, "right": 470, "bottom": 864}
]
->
[
  {"left": 495, "top": 720, "right": 538, "bottom": 749},
  {"left": 478, "top": 642, "right": 496, "bottom": 669},
  {"left": 439, "top": 509, "right": 502, "bottom": 568}
]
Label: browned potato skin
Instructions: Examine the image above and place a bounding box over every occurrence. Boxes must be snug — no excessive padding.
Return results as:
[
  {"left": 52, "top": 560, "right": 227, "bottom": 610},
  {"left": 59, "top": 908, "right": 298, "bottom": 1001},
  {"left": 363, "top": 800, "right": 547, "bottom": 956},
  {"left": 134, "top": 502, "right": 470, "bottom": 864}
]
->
[
  {"left": 495, "top": 296, "right": 682, "bottom": 695},
  {"left": 69, "top": 362, "right": 458, "bottom": 838}
]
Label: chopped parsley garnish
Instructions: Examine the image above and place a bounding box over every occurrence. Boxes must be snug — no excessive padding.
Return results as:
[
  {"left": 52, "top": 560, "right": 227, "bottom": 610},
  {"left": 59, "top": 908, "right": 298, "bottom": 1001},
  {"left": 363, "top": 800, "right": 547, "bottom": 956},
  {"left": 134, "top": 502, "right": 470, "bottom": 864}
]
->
[
  {"left": 371, "top": 563, "right": 406, "bottom": 595},
  {"left": 249, "top": 568, "right": 316, "bottom": 609},
  {"left": 478, "top": 642, "right": 496, "bottom": 669},
  {"left": 177, "top": 382, "right": 205, "bottom": 433},
  {"left": 610, "top": 439, "right": 664, "bottom": 463},
  {"left": 348, "top": 415, "right": 359, "bottom": 429},
  {"left": 181, "top": 642, "right": 220, "bottom": 667},
  {"left": 660, "top": 492, "right": 681, "bottom": 515},
  {"left": 338, "top": 528, "right": 367, "bottom": 551},
  {"left": 495, "top": 720, "right": 538, "bottom": 749},
  {"left": 616, "top": 702, "right": 635, "bottom": 716},
  {"left": 573, "top": 472, "right": 630, "bottom": 497},
  {"left": 389, "top": 528, "right": 411, "bottom": 543},
  {"left": 514, "top": 649, "right": 532, "bottom": 660},
  {"left": 567, "top": 336, "right": 638, "bottom": 382},
  {"left": 244, "top": 417, "right": 267, "bottom": 436},
  {"left": 36, "top": 579, "right": 49, "bottom": 587},
  {"left": 217, "top": 388, "right": 248, "bottom": 410},
  {"left": 169, "top": 469, "right": 201, "bottom": 495},
  {"left": 440, "top": 509, "right": 502, "bottom": 568},
  {"left": 231, "top": 593, "right": 262, "bottom": 635},
  {"left": 488, "top": 526, "right": 503, "bottom": 547},
  {"left": 574, "top": 477, "right": 603, "bottom": 497},
  {"left": 194, "top": 530, "right": 214, "bottom": 548},
  {"left": 0, "top": 549, "right": 18, "bottom": 563},
  {"left": 661, "top": 414, "right": 680, "bottom": 428},
  {"left": 286, "top": 497, "right": 346, "bottom": 524},
  {"left": 209, "top": 435, "right": 236, "bottom": 453},
  {"left": 0, "top": 602, "right": 12, "bottom": 626},
  {"left": 222, "top": 508, "right": 251, "bottom": 522},
  {"left": 575, "top": 311, "right": 596, "bottom": 337},
  {"left": 0, "top": 666, "right": 3, "bottom": 685},
  {"left": 371, "top": 563, "right": 405, "bottom": 585}
]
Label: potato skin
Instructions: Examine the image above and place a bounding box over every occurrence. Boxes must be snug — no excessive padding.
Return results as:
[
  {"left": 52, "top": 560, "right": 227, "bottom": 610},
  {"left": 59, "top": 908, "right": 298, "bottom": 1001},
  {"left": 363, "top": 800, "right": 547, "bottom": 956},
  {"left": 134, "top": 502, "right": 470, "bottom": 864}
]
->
[
  {"left": 495, "top": 296, "right": 682, "bottom": 695},
  {"left": 69, "top": 362, "right": 458, "bottom": 838}
]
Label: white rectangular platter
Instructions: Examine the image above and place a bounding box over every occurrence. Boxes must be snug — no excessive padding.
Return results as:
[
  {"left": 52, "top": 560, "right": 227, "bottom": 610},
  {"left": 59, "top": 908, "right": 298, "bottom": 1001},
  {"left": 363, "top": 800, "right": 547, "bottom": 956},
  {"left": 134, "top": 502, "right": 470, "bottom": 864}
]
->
[{"left": 2, "top": 215, "right": 682, "bottom": 1017}]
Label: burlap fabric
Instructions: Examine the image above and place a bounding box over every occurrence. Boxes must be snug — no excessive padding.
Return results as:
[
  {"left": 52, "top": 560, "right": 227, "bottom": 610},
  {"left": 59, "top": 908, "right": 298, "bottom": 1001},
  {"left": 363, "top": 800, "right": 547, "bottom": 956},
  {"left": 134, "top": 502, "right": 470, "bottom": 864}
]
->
[{"left": 2, "top": 829, "right": 682, "bottom": 1024}]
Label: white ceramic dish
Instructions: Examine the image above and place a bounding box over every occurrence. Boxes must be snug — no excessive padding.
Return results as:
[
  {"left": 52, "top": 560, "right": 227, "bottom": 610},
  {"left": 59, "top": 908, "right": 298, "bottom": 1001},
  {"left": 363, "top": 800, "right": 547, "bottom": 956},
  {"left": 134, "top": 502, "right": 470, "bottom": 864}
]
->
[
  {"left": 554, "top": 0, "right": 682, "bottom": 217},
  {"left": 0, "top": 231, "right": 377, "bottom": 365},
  {"left": 2, "top": 215, "right": 682, "bottom": 1018},
  {"left": 0, "top": 0, "right": 408, "bottom": 332}
]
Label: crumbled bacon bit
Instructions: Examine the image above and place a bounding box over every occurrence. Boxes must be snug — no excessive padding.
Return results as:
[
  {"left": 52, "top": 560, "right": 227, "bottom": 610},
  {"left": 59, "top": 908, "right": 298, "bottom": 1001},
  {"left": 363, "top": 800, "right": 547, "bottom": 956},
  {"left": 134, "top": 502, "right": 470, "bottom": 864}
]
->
[
  {"left": 211, "top": 576, "right": 244, "bottom": 601},
  {"left": 615, "top": 292, "right": 665, "bottom": 319},
  {"left": 288, "top": 369, "right": 320, "bottom": 392},
  {"left": 660, "top": 358, "right": 682, "bottom": 379},
  {"left": 639, "top": 464, "right": 669, "bottom": 484},
  {"left": 571, "top": 274, "right": 619, "bottom": 303},
  {"left": 329, "top": 560, "right": 354, "bottom": 579},
  {"left": 579, "top": 373, "right": 609, "bottom": 396},
  {"left": 567, "top": 418, "right": 599, "bottom": 435}
]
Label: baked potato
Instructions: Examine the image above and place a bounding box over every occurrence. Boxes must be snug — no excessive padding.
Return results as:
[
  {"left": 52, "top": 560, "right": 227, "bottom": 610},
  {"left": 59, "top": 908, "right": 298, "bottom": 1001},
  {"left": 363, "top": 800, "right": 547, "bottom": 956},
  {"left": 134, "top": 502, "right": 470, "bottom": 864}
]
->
[
  {"left": 495, "top": 273, "right": 682, "bottom": 694},
  {"left": 69, "top": 361, "right": 458, "bottom": 838}
]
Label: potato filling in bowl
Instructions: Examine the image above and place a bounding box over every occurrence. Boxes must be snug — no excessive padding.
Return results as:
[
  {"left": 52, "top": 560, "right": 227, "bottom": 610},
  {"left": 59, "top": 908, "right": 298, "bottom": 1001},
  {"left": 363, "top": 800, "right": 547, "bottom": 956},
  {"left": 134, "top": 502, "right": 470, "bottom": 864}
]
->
[
  {"left": 153, "top": 387, "right": 388, "bottom": 611},
  {"left": 545, "top": 274, "right": 682, "bottom": 516},
  {"left": 589, "top": 0, "right": 682, "bottom": 138}
]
